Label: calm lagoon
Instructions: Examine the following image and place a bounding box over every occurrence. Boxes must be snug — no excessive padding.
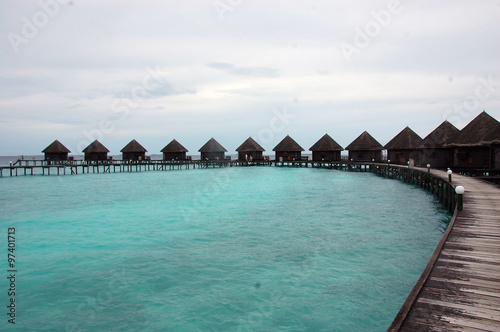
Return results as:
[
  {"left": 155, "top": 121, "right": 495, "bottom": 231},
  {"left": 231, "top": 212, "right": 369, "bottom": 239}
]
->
[{"left": 0, "top": 167, "right": 450, "bottom": 331}]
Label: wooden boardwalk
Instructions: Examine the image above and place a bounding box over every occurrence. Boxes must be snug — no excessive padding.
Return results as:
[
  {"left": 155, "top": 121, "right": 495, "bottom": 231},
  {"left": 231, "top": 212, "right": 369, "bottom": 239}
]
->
[{"left": 389, "top": 168, "right": 500, "bottom": 331}]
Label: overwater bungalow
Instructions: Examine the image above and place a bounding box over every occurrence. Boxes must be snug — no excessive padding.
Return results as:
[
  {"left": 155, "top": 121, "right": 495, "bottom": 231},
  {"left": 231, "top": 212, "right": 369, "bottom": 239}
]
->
[
  {"left": 273, "top": 135, "right": 304, "bottom": 161},
  {"left": 309, "top": 134, "right": 343, "bottom": 161},
  {"left": 449, "top": 111, "right": 500, "bottom": 169},
  {"left": 418, "top": 120, "right": 460, "bottom": 169},
  {"left": 42, "top": 140, "right": 71, "bottom": 161},
  {"left": 384, "top": 127, "right": 423, "bottom": 165},
  {"left": 161, "top": 139, "right": 189, "bottom": 161},
  {"left": 82, "top": 140, "right": 110, "bottom": 161},
  {"left": 199, "top": 138, "right": 227, "bottom": 160},
  {"left": 345, "top": 131, "right": 384, "bottom": 162},
  {"left": 236, "top": 137, "right": 265, "bottom": 161},
  {"left": 121, "top": 139, "right": 148, "bottom": 161}
]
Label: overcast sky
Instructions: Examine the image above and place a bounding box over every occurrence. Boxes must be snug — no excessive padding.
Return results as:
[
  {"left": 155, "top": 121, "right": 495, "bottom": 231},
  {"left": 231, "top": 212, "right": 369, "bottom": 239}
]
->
[{"left": 1, "top": 0, "right": 499, "bottom": 156}]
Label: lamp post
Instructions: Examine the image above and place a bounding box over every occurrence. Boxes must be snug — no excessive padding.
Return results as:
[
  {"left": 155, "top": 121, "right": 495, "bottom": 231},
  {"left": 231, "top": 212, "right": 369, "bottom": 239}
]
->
[
  {"left": 447, "top": 169, "right": 453, "bottom": 183},
  {"left": 455, "top": 186, "right": 465, "bottom": 210},
  {"left": 427, "top": 164, "right": 431, "bottom": 173}
]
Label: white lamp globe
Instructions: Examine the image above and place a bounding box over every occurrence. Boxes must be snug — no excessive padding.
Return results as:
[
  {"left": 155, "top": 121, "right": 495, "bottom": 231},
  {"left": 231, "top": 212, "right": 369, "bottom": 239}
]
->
[{"left": 455, "top": 186, "right": 465, "bottom": 194}]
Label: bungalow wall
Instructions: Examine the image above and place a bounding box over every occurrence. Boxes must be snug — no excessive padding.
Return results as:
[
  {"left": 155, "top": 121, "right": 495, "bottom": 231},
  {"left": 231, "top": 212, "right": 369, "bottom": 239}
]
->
[
  {"left": 453, "top": 147, "right": 492, "bottom": 168},
  {"left": 163, "top": 152, "right": 187, "bottom": 161},
  {"left": 85, "top": 152, "right": 108, "bottom": 161},
  {"left": 275, "top": 151, "right": 301, "bottom": 161},
  {"left": 44, "top": 153, "right": 68, "bottom": 161},
  {"left": 123, "top": 152, "right": 146, "bottom": 161},
  {"left": 238, "top": 151, "right": 263, "bottom": 161},
  {"left": 387, "top": 149, "right": 421, "bottom": 165},
  {"left": 201, "top": 152, "right": 225, "bottom": 160},
  {"left": 312, "top": 151, "right": 341, "bottom": 161},
  {"left": 348, "top": 150, "right": 383, "bottom": 162},
  {"left": 420, "top": 148, "right": 453, "bottom": 169},
  {"left": 495, "top": 146, "right": 500, "bottom": 169}
]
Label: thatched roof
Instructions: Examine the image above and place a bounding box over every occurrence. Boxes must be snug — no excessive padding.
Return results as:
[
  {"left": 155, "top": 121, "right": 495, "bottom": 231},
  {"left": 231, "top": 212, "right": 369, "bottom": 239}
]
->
[
  {"left": 42, "top": 140, "right": 71, "bottom": 153},
  {"left": 236, "top": 137, "right": 265, "bottom": 152},
  {"left": 448, "top": 111, "right": 500, "bottom": 147},
  {"left": 273, "top": 135, "right": 304, "bottom": 151},
  {"left": 309, "top": 134, "right": 343, "bottom": 151},
  {"left": 82, "top": 140, "right": 110, "bottom": 153},
  {"left": 198, "top": 138, "right": 228, "bottom": 152},
  {"left": 161, "top": 139, "right": 188, "bottom": 152},
  {"left": 120, "top": 139, "right": 147, "bottom": 153},
  {"left": 345, "top": 131, "right": 383, "bottom": 150},
  {"left": 418, "top": 120, "right": 460, "bottom": 148},
  {"left": 384, "top": 127, "right": 422, "bottom": 150}
]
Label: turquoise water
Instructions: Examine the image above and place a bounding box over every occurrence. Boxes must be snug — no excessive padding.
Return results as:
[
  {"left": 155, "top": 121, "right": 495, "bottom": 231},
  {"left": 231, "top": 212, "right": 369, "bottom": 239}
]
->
[{"left": 0, "top": 167, "right": 450, "bottom": 331}]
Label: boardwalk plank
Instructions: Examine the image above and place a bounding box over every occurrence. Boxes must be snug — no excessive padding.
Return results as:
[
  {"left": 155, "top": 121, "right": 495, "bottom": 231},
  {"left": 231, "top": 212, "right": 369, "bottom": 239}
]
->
[
  {"left": 429, "top": 277, "right": 500, "bottom": 293},
  {"left": 420, "top": 286, "right": 500, "bottom": 311},
  {"left": 440, "top": 249, "right": 500, "bottom": 262}
]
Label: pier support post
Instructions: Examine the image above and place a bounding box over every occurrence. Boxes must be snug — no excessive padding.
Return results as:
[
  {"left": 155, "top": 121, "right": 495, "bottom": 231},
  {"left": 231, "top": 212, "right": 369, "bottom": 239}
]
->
[{"left": 455, "top": 186, "right": 465, "bottom": 211}]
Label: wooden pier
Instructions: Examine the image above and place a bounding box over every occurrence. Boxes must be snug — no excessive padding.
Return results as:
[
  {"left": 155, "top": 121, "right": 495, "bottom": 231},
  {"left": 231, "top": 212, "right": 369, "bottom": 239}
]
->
[
  {"left": 0, "top": 159, "right": 272, "bottom": 177},
  {"left": 388, "top": 167, "right": 500, "bottom": 331},
  {"left": 0, "top": 159, "right": 375, "bottom": 177}
]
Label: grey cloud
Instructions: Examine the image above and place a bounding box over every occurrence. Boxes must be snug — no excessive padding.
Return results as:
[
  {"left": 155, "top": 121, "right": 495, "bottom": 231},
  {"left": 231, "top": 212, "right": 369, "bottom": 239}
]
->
[
  {"left": 0, "top": 76, "right": 60, "bottom": 99},
  {"left": 64, "top": 104, "right": 85, "bottom": 109},
  {"left": 208, "top": 62, "right": 234, "bottom": 70},
  {"left": 208, "top": 62, "right": 280, "bottom": 78},
  {"left": 113, "top": 81, "right": 196, "bottom": 99}
]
